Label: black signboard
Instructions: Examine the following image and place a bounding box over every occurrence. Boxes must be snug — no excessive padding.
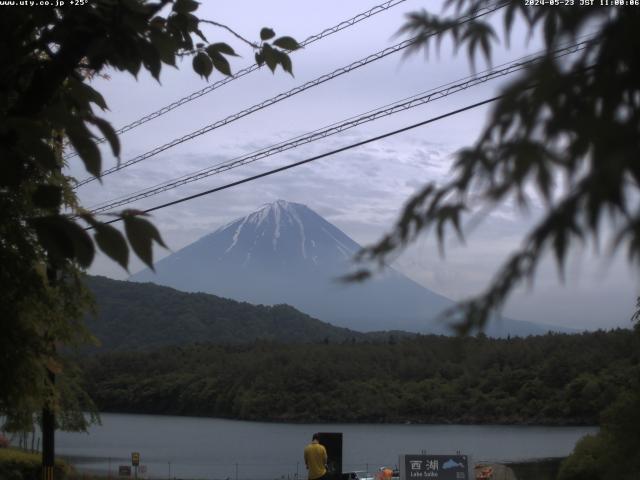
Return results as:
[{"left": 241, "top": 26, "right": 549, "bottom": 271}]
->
[
  {"left": 316, "top": 432, "right": 343, "bottom": 476},
  {"left": 400, "top": 454, "right": 469, "bottom": 480},
  {"left": 118, "top": 465, "right": 132, "bottom": 477}
]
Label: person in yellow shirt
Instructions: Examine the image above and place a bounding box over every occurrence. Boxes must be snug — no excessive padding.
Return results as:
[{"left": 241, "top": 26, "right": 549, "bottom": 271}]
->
[{"left": 304, "top": 434, "right": 328, "bottom": 480}]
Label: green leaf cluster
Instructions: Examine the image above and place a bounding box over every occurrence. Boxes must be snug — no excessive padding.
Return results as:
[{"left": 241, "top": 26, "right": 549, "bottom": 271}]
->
[
  {"left": 0, "top": 0, "right": 297, "bottom": 431},
  {"left": 255, "top": 28, "right": 301, "bottom": 75},
  {"left": 360, "top": 0, "right": 640, "bottom": 335},
  {"left": 558, "top": 386, "right": 640, "bottom": 480},
  {"left": 0, "top": 448, "right": 71, "bottom": 480},
  {"left": 192, "top": 42, "right": 239, "bottom": 79}
]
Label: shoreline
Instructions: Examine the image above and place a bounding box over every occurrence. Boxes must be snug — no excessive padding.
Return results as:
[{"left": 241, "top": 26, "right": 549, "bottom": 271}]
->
[
  {"left": 52, "top": 415, "right": 592, "bottom": 479},
  {"left": 92, "top": 408, "right": 601, "bottom": 428},
  {"left": 2, "top": 450, "right": 566, "bottom": 480}
]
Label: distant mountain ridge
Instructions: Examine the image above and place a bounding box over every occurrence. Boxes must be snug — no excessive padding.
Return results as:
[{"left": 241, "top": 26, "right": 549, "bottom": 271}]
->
[
  {"left": 130, "top": 200, "right": 572, "bottom": 337},
  {"left": 84, "top": 275, "right": 366, "bottom": 351}
]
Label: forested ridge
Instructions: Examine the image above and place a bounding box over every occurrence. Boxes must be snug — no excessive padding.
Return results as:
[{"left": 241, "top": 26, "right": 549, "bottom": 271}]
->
[
  {"left": 81, "top": 328, "right": 638, "bottom": 425},
  {"left": 84, "top": 276, "right": 366, "bottom": 350}
]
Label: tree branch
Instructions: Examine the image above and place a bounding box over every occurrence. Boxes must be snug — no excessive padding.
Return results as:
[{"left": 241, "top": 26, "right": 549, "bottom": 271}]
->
[{"left": 199, "top": 20, "right": 259, "bottom": 49}]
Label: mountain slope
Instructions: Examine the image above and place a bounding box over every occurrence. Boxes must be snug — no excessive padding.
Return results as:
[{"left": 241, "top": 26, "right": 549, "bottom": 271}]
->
[
  {"left": 84, "top": 275, "right": 365, "bottom": 351},
  {"left": 130, "top": 200, "right": 568, "bottom": 337}
]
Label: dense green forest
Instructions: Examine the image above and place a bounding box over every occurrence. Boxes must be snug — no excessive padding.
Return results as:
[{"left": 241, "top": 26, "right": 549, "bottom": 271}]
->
[
  {"left": 84, "top": 276, "right": 366, "bottom": 350},
  {"left": 81, "top": 329, "right": 639, "bottom": 425}
]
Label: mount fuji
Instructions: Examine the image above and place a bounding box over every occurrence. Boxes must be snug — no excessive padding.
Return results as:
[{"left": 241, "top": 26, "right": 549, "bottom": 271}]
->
[{"left": 130, "top": 200, "right": 566, "bottom": 336}]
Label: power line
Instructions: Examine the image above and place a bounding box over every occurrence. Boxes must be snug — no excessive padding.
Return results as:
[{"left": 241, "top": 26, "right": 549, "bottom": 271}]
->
[
  {"left": 87, "top": 39, "right": 590, "bottom": 215},
  {"left": 88, "top": 40, "right": 587, "bottom": 213},
  {"left": 74, "top": 1, "right": 507, "bottom": 188},
  {"left": 89, "top": 93, "right": 506, "bottom": 230},
  {"left": 63, "top": 0, "right": 408, "bottom": 160}
]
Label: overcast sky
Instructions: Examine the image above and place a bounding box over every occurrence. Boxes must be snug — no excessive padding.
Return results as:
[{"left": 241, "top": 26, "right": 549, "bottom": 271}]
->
[{"left": 72, "top": 0, "right": 638, "bottom": 331}]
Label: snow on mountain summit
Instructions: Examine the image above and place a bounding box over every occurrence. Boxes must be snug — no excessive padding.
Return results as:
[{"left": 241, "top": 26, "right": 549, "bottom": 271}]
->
[{"left": 208, "top": 199, "right": 360, "bottom": 268}]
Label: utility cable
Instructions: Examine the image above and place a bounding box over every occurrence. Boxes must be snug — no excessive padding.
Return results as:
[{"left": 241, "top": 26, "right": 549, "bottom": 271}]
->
[
  {"left": 74, "top": 1, "right": 507, "bottom": 188},
  {"left": 86, "top": 39, "right": 590, "bottom": 215},
  {"left": 88, "top": 93, "right": 506, "bottom": 230},
  {"left": 63, "top": 0, "right": 408, "bottom": 160}
]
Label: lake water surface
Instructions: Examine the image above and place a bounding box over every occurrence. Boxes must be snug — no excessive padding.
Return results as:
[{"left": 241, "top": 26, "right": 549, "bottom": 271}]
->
[{"left": 57, "top": 413, "right": 597, "bottom": 479}]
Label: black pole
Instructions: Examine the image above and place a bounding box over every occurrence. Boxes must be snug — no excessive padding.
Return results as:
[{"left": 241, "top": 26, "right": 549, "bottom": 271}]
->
[
  {"left": 42, "top": 262, "right": 57, "bottom": 480},
  {"left": 42, "top": 369, "right": 55, "bottom": 480},
  {"left": 42, "top": 129, "right": 64, "bottom": 480}
]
